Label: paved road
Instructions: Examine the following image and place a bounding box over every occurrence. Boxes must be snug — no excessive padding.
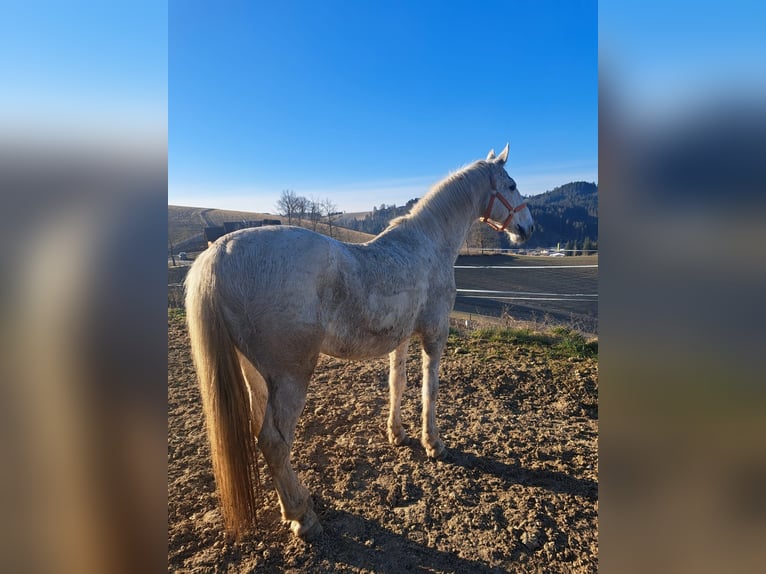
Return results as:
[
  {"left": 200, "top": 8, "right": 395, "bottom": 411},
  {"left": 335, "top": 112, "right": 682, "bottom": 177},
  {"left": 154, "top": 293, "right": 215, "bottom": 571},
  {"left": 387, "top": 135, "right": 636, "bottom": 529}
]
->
[{"left": 453, "top": 254, "right": 598, "bottom": 333}]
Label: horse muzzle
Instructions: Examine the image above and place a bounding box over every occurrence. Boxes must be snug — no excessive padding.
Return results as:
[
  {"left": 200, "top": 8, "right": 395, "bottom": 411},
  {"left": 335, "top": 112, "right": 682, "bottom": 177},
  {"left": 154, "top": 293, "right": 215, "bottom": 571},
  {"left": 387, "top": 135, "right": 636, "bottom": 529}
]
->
[{"left": 512, "top": 222, "right": 534, "bottom": 243}]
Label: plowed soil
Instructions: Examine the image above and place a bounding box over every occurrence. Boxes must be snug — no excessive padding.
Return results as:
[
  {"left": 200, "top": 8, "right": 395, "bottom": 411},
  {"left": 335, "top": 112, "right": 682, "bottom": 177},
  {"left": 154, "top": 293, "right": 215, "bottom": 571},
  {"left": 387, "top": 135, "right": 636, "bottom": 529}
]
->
[{"left": 168, "top": 315, "right": 598, "bottom": 573}]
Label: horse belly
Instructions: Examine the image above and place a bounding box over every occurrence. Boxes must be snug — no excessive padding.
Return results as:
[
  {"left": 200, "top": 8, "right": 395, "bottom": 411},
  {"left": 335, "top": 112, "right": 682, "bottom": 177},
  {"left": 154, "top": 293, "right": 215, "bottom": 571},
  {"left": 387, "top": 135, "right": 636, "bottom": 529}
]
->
[
  {"left": 320, "top": 328, "right": 406, "bottom": 360},
  {"left": 320, "top": 297, "right": 417, "bottom": 360}
]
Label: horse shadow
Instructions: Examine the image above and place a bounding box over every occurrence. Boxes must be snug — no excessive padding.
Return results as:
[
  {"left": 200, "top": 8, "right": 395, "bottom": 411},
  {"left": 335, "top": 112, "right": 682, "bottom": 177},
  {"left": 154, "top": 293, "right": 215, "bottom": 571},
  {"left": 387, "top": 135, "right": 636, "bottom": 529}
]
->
[
  {"left": 441, "top": 445, "right": 598, "bottom": 501},
  {"left": 376, "top": 436, "right": 597, "bottom": 500},
  {"left": 289, "top": 506, "right": 501, "bottom": 574}
]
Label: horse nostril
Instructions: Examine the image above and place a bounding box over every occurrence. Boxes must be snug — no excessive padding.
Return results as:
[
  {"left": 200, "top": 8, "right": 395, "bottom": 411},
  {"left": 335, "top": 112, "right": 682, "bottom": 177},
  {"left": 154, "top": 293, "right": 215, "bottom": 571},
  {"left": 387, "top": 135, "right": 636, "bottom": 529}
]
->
[{"left": 517, "top": 223, "right": 533, "bottom": 239}]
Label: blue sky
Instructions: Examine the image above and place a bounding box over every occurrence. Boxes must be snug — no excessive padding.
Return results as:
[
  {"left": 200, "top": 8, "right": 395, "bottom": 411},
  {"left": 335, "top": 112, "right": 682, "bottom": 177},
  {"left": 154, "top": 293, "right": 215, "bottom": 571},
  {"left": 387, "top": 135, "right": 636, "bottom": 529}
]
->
[
  {"left": 169, "top": 0, "right": 597, "bottom": 213},
  {"left": 0, "top": 1, "right": 167, "bottom": 138}
]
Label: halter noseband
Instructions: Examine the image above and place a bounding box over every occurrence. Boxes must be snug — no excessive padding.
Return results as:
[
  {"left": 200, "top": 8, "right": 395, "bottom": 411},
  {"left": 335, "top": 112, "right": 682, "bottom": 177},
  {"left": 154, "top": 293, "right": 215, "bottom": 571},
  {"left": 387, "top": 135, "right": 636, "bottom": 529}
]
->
[{"left": 481, "top": 172, "right": 527, "bottom": 232}]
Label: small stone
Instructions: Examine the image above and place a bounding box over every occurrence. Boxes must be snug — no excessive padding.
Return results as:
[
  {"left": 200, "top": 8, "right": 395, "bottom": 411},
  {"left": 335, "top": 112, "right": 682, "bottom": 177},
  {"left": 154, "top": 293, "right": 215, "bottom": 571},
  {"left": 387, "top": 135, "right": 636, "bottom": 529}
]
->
[
  {"left": 202, "top": 509, "right": 220, "bottom": 524},
  {"left": 521, "top": 530, "right": 541, "bottom": 550}
]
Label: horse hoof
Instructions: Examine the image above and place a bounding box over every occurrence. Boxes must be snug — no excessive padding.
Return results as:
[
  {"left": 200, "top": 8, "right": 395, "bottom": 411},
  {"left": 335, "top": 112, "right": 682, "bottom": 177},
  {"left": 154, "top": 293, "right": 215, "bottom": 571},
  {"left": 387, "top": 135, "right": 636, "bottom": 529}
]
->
[
  {"left": 392, "top": 435, "right": 413, "bottom": 447},
  {"left": 388, "top": 429, "right": 411, "bottom": 447},
  {"left": 298, "top": 520, "right": 323, "bottom": 541},
  {"left": 424, "top": 440, "right": 447, "bottom": 460},
  {"left": 291, "top": 510, "right": 323, "bottom": 541}
]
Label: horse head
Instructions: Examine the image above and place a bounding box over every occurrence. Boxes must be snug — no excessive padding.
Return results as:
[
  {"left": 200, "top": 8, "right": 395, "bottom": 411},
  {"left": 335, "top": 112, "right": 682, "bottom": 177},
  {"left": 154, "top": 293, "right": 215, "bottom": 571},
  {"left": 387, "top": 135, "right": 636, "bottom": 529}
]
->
[{"left": 482, "top": 143, "right": 535, "bottom": 243}]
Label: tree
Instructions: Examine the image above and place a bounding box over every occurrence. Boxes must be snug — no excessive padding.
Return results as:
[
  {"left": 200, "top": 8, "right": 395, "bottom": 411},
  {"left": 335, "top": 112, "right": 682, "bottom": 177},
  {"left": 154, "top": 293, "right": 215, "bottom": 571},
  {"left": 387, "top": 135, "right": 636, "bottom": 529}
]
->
[
  {"left": 307, "top": 198, "right": 322, "bottom": 231},
  {"left": 321, "top": 198, "right": 338, "bottom": 238},
  {"left": 276, "top": 189, "right": 301, "bottom": 224},
  {"left": 295, "top": 195, "right": 308, "bottom": 226}
]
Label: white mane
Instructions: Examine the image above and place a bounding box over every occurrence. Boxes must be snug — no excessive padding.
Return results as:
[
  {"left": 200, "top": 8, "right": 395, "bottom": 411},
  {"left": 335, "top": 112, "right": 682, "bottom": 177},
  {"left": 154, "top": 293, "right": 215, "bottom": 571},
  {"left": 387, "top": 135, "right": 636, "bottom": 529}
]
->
[{"left": 384, "top": 160, "right": 492, "bottom": 233}]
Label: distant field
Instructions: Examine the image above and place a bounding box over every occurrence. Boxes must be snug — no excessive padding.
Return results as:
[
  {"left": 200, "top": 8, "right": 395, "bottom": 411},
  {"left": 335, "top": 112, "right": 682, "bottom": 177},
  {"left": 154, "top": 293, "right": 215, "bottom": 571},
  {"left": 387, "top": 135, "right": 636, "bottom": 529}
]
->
[
  {"left": 167, "top": 205, "right": 213, "bottom": 246},
  {"left": 335, "top": 210, "right": 372, "bottom": 221}
]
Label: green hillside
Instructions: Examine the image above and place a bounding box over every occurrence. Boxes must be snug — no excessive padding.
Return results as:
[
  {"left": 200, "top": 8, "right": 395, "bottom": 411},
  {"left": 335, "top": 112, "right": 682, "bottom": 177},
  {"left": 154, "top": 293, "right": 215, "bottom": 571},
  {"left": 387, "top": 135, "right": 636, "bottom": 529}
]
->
[{"left": 524, "top": 181, "right": 598, "bottom": 250}]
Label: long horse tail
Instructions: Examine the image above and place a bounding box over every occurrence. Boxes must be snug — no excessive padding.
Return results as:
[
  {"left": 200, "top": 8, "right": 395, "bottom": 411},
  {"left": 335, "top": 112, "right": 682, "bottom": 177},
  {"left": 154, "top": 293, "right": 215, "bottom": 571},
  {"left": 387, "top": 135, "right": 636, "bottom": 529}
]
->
[{"left": 184, "top": 250, "right": 261, "bottom": 539}]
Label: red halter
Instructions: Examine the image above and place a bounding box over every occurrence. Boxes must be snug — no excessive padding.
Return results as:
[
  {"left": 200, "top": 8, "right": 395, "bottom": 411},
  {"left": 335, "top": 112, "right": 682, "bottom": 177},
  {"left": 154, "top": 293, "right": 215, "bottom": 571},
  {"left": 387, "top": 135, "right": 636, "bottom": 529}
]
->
[{"left": 481, "top": 191, "right": 527, "bottom": 232}]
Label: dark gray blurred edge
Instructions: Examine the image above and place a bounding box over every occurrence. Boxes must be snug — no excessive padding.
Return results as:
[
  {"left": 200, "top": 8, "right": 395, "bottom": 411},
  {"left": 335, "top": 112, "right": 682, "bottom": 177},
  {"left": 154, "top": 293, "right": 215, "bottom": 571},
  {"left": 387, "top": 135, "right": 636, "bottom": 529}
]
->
[{"left": 0, "top": 138, "right": 168, "bottom": 574}]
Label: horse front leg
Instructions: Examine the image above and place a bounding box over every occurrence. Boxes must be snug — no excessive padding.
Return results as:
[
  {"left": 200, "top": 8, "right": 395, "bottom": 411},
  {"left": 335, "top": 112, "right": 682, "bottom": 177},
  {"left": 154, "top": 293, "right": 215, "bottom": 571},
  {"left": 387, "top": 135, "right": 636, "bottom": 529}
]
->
[
  {"left": 421, "top": 333, "right": 448, "bottom": 459},
  {"left": 387, "top": 338, "right": 411, "bottom": 446}
]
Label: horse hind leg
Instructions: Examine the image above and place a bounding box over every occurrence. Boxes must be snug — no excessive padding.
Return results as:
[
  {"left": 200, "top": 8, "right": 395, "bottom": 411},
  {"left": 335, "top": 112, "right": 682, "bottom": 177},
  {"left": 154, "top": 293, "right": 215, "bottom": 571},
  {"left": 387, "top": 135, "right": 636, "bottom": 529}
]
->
[
  {"left": 387, "top": 338, "right": 411, "bottom": 446},
  {"left": 257, "top": 371, "right": 322, "bottom": 539}
]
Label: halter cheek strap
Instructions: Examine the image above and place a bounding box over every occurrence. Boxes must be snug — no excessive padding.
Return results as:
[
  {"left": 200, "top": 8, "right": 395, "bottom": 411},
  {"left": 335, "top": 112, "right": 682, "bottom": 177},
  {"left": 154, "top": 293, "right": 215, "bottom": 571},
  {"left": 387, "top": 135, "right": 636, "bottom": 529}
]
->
[{"left": 481, "top": 173, "right": 527, "bottom": 232}]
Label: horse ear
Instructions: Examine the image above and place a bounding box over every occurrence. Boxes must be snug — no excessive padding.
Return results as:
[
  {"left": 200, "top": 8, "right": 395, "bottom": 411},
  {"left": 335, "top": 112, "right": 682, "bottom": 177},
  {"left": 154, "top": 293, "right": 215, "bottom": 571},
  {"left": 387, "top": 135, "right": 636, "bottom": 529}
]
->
[
  {"left": 495, "top": 143, "right": 509, "bottom": 165},
  {"left": 486, "top": 149, "right": 496, "bottom": 161}
]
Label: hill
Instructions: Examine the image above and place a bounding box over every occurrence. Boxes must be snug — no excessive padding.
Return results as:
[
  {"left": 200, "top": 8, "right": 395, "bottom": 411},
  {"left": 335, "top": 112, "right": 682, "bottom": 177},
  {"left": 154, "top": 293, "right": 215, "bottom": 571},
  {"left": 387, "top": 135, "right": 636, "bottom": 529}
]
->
[
  {"left": 335, "top": 199, "right": 418, "bottom": 235},
  {"left": 523, "top": 181, "right": 598, "bottom": 250}
]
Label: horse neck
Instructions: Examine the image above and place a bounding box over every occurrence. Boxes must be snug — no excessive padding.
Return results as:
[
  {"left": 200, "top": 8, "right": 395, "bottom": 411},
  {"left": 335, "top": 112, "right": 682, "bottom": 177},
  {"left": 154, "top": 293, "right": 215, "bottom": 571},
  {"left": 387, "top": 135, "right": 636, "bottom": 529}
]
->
[{"left": 379, "top": 163, "right": 490, "bottom": 258}]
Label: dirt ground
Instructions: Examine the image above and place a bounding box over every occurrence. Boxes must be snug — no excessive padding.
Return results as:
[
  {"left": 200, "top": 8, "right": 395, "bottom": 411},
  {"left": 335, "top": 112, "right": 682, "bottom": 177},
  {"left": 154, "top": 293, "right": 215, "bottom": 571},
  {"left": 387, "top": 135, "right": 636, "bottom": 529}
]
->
[{"left": 168, "top": 314, "right": 598, "bottom": 573}]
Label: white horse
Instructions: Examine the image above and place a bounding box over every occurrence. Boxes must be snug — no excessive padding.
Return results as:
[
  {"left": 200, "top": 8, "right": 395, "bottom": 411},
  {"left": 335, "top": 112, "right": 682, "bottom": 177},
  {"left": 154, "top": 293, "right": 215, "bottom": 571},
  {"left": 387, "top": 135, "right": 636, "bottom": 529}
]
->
[{"left": 185, "top": 145, "right": 534, "bottom": 540}]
